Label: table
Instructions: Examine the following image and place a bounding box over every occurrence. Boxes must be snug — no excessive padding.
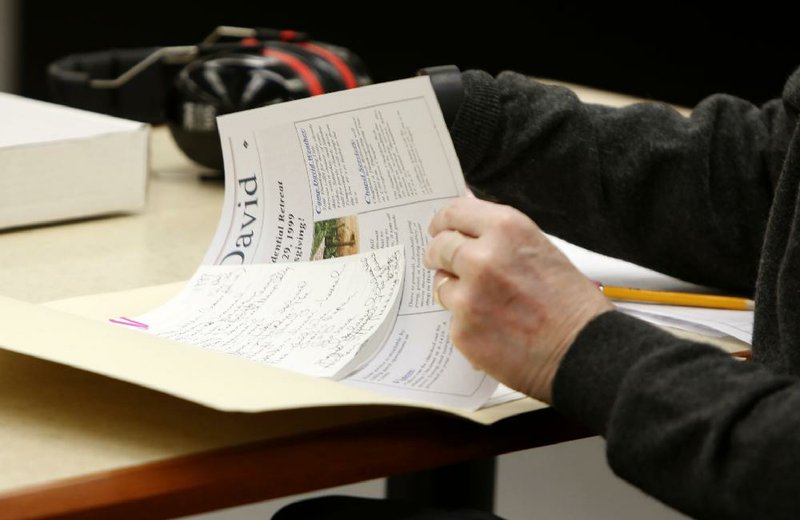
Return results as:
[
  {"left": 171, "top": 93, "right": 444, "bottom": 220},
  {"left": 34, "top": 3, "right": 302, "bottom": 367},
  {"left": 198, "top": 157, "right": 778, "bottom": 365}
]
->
[{"left": 0, "top": 83, "right": 699, "bottom": 519}]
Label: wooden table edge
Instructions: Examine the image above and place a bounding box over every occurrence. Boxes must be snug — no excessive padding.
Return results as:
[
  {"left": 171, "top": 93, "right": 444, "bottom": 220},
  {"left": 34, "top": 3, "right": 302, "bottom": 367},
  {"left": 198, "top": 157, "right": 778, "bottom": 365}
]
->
[{"left": 0, "top": 408, "right": 591, "bottom": 520}]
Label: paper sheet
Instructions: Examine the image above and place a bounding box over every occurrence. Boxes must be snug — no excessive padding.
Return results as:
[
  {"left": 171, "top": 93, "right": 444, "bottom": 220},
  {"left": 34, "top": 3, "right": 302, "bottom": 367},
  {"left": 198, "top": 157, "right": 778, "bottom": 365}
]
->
[
  {"left": 344, "top": 311, "right": 497, "bottom": 410},
  {"left": 550, "top": 236, "right": 754, "bottom": 345},
  {"left": 615, "top": 302, "right": 753, "bottom": 344}
]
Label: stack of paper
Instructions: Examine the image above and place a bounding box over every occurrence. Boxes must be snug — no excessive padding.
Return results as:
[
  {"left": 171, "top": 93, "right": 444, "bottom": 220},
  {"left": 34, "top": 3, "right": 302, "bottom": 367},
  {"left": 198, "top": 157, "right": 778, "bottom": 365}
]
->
[{"left": 549, "top": 236, "right": 754, "bottom": 344}]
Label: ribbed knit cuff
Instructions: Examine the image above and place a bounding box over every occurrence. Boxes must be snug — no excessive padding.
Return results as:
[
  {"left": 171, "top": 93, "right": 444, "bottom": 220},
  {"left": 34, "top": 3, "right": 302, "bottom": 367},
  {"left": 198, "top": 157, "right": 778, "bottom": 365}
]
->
[
  {"left": 552, "top": 311, "right": 680, "bottom": 435},
  {"left": 449, "top": 70, "right": 503, "bottom": 175},
  {"left": 783, "top": 66, "right": 800, "bottom": 114}
]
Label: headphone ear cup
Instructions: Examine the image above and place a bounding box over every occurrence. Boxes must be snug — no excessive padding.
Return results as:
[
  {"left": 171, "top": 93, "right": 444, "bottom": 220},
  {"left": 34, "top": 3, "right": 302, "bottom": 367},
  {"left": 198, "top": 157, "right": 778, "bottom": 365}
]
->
[
  {"left": 261, "top": 42, "right": 347, "bottom": 94},
  {"left": 166, "top": 42, "right": 371, "bottom": 171},
  {"left": 296, "top": 41, "right": 370, "bottom": 91}
]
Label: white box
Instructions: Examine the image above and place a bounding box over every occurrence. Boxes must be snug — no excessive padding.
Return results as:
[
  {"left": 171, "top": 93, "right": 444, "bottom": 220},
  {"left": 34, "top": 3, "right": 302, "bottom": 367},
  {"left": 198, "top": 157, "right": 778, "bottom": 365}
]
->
[{"left": 0, "top": 93, "right": 149, "bottom": 230}]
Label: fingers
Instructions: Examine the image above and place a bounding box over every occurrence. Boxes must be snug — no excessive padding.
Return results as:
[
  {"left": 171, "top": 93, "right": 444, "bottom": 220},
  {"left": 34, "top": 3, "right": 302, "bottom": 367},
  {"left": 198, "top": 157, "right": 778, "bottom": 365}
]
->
[
  {"left": 424, "top": 229, "right": 471, "bottom": 273},
  {"left": 428, "top": 197, "right": 503, "bottom": 238},
  {"left": 425, "top": 197, "right": 506, "bottom": 274},
  {"left": 422, "top": 195, "right": 617, "bottom": 402}
]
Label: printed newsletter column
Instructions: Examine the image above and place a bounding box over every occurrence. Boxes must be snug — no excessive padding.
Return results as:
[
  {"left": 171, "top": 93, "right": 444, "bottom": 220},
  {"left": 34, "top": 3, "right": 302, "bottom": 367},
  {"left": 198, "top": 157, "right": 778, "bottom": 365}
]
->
[{"left": 293, "top": 96, "right": 464, "bottom": 263}]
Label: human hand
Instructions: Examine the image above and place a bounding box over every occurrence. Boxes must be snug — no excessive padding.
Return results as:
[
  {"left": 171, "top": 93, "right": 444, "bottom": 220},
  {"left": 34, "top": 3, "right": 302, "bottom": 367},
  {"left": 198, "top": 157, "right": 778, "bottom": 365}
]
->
[{"left": 424, "top": 198, "right": 613, "bottom": 403}]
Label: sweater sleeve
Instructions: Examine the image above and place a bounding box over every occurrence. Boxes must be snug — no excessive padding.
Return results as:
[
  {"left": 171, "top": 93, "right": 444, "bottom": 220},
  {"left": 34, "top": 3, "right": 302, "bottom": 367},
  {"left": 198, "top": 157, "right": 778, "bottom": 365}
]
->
[
  {"left": 449, "top": 70, "right": 791, "bottom": 294},
  {"left": 553, "top": 311, "right": 800, "bottom": 519}
]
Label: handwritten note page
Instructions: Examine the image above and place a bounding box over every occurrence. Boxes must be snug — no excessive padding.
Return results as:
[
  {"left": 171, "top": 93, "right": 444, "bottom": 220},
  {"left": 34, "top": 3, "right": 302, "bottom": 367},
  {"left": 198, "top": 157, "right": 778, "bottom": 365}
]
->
[{"left": 136, "top": 246, "right": 404, "bottom": 379}]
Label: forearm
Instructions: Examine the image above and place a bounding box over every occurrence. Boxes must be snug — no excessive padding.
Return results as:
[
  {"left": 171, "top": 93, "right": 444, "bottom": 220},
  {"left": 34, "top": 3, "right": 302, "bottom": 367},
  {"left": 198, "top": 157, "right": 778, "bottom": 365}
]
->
[
  {"left": 451, "top": 70, "right": 787, "bottom": 293},
  {"left": 554, "top": 312, "right": 800, "bottom": 519}
]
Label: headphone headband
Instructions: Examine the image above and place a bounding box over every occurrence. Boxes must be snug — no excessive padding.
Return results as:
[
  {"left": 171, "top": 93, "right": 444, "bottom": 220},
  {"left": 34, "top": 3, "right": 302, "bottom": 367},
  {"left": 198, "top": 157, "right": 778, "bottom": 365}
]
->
[
  {"left": 48, "top": 46, "right": 175, "bottom": 122},
  {"left": 46, "top": 26, "right": 368, "bottom": 124},
  {"left": 47, "top": 26, "right": 372, "bottom": 169}
]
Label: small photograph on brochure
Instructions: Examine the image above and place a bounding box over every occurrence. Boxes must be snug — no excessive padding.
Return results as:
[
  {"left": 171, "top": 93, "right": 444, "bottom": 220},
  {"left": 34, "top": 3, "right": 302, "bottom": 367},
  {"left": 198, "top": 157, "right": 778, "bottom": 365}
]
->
[{"left": 311, "top": 215, "right": 360, "bottom": 260}]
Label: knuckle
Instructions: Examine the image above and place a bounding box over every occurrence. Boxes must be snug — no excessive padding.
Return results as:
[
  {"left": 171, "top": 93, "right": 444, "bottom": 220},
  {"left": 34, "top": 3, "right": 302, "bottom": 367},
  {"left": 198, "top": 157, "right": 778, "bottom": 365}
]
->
[
  {"left": 422, "top": 246, "right": 433, "bottom": 268},
  {"left": 424, "top": 241, "right": 440, "bottom": 268},
  {"left": 460, "top": 244, "right": 494, "bottom": 273},
  {"left": 449, "top": 289, "right": 471, "bottom": 314},
  {"left": 439, "top": 204, "right": 457, "bottom": 224},
  {"left": 495, "top": 206, "right": 524, "bottom": 232}
]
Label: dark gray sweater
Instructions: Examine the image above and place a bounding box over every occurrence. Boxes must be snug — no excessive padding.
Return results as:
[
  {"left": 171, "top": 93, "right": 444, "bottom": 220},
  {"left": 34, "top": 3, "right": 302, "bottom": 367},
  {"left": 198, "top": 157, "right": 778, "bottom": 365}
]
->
[{"left": 450, "top": 68, "right": 800, "bottom": 519}]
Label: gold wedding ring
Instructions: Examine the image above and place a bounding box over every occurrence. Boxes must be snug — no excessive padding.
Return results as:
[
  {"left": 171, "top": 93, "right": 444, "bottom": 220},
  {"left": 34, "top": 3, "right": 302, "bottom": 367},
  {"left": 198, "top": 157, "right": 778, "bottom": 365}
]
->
[{"left": 433, "top": 276, "right": 451, "bottom": 309}]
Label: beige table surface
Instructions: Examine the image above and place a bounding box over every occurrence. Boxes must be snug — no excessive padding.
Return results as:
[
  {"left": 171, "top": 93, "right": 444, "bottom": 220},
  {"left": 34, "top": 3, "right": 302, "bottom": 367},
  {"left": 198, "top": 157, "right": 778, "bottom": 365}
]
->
[
  {"left": 0, "top": 85, "right": 700, "bottom": 518},
  {"left": 1, "top": 130, "right": 223, "bottom": 303},
  {"left": 1, "top": 129, "right": 320, "bottom": 485}
]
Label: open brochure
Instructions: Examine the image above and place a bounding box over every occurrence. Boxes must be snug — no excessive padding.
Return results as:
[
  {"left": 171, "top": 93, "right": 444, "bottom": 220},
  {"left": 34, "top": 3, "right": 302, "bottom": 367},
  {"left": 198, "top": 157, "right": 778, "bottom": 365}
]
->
[
  {"left": 108, "top": 75, "right": 753, "bottom": 412},
  {"left": 122, "top": 77, "right": 498, "bottom": 411}
]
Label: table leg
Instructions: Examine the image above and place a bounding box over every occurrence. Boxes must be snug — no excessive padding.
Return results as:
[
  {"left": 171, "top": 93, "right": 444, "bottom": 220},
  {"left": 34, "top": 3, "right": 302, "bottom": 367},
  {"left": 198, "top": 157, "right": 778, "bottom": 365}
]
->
[{"left": 385, "top": 457, "right": 496, "bottom": 512}]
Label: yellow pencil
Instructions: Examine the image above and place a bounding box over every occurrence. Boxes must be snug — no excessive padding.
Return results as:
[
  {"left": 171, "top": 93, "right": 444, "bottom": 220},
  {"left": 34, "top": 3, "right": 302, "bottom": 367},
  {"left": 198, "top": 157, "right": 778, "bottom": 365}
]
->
[{"left": 598, "top": 284, "right": 755, "bottom": 311}]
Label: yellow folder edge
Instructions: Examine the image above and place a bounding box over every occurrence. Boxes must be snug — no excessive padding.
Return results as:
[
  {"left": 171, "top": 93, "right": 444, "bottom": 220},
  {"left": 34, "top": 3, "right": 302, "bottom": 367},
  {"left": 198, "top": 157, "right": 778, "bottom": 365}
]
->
[{"left": 0, "top": 284, "right": 545, "bottom": 425}]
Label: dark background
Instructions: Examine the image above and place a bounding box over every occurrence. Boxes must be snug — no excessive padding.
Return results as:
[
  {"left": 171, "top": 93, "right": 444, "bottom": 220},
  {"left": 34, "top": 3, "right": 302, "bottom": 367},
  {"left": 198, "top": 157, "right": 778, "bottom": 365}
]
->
[{"left": 16, "top": 1, "right": 797, "bottom": 108}]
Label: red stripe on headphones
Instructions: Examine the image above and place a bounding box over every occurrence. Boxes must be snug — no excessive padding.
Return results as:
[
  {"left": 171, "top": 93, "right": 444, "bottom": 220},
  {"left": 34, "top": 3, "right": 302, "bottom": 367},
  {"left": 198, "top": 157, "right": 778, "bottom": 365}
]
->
[
  {"left": 262, "top": 48, "right": 324, "bottom": 96},
  {"left": 300, "top": 43, "right": 359, "bottom": 89}
]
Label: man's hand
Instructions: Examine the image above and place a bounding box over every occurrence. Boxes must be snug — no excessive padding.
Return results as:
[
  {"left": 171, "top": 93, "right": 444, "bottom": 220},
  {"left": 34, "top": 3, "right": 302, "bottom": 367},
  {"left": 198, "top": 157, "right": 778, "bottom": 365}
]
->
[{"left": 424, "top": 197, "right": 613, "bottom": 403}]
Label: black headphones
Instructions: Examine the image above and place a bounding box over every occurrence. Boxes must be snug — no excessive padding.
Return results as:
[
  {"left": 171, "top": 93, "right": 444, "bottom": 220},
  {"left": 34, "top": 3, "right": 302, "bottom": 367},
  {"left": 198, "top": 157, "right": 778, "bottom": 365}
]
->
[{"left": 47, "top": 26, "right": 372, "bottom": 170}]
